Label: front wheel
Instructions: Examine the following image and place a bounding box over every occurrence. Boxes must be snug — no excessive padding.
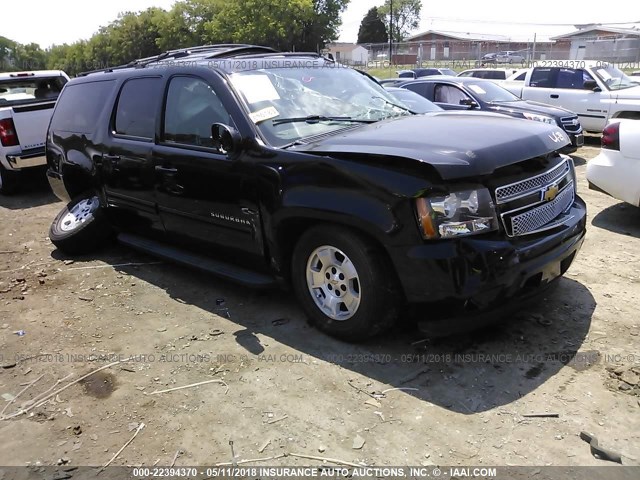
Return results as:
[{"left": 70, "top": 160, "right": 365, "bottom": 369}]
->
[
  {"left": 291, "top": 225, "right": 400, "bottom": 341},
  {"left": 49, "top": 194, "right": 113, "bottom": 255}
]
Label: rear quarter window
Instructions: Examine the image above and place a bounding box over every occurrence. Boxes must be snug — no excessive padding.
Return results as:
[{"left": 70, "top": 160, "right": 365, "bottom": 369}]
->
[{"left": 50, "top": 80, "right": 116, "bottom": 133}]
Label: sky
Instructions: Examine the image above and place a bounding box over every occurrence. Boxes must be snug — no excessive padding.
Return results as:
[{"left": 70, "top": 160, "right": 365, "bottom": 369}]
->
[{"left": 2, "top": 0, "right": 639, "bottom": 48}]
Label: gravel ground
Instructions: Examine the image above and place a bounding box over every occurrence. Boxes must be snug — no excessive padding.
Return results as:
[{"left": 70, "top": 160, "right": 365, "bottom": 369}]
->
[{"left": 0, "top": 139, "right": 638, "bottom": 470}]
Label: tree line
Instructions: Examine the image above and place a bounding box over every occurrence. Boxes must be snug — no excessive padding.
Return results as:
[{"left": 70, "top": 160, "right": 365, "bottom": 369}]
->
[
  {"left": 1, "top": 0, "right": 422, "bottom": 76},
  {"left": 1, "top": 0, "right": 349, "bottom": 76}
]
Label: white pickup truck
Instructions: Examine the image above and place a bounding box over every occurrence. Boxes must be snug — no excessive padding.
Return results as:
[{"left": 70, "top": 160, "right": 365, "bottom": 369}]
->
[
  {"left": 502, "top": 62, "right": 640, "bottom": 133},
  {"left": 0, "top": 70, "right": 69, "bottom": 194}
]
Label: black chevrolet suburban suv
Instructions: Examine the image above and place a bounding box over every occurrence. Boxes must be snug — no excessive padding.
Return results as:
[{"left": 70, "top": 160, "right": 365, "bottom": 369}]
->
[{"left": 46, "top": 45, "right": 587, "bottom": 341}]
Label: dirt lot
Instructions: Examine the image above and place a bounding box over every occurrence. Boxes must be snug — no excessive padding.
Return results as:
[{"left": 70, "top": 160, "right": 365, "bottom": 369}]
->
[{"left": 0, "top": 139, "right": 639, "bottom": 470}]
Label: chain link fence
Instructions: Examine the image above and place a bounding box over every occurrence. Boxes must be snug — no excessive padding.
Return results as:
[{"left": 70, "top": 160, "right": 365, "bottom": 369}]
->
[{"left": 333, "top": 37, "right": 640, "bottom": 70}]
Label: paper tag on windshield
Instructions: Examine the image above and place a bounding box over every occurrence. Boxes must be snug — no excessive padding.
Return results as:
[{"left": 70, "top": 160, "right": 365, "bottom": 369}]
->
[
  {"left": 250, "top": 107, "right": 280, "bottom": 124},
  {"left": 468, "top": 85, "right": 486, "bottom": 94},
  {"left": 231, "top": 74, "right": 280, "bottom": 103}
]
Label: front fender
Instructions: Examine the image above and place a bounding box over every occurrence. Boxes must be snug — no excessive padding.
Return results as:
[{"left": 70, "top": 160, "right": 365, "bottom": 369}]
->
[{"left": 266, "top": 187, "right": 417, "bottom": 276}]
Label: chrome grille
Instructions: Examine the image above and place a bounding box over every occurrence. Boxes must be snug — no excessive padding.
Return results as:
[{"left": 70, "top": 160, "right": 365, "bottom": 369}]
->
[
  {"left": 510, "top": 184, "right": 574, "bottom": 236},
  {"left": 495, "top": 160, "right": 570, "bottom": 204},
  {"left": 495, "top": 158, "right": 575, "bottom": 237},
  {"left": 560, "top": 116, "right": 582, "bottom": 134}
]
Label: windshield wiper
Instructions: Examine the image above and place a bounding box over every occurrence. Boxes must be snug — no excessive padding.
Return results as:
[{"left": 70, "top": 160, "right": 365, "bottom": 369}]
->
[
  {"left": 272, "top": 115, "right": 376, "bottom": 126},
  {"left": 371, "top": 96, "right": 416, "bottom": 114}
]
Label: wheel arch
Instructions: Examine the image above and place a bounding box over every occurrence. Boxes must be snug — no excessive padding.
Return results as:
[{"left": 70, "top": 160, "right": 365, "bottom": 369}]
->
[
  {"left": 611, "top": 111, "right": 640, "bottom": 121},
  {"left": 272, "top": 214, "right": 406, "bottom": 302}
]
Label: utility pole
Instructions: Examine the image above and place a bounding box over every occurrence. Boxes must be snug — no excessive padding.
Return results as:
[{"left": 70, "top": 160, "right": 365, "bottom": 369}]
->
[
  {"left": 389, "top": 0, "right": 393, "bottom": 65},
  {"left": 532, "top": 33, "right": 537, "bottom": 65}
]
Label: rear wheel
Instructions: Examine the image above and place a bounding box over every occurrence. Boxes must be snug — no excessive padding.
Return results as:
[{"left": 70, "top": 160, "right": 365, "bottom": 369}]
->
[
  {"left": 49, "top": 194, "right": 113, "bottom": 255},
  {"left": 291, "top": 225, "right": 400, "bottom": 341},
  {"left": 0, "top": 164, "right": 19, "bottom": 195}
]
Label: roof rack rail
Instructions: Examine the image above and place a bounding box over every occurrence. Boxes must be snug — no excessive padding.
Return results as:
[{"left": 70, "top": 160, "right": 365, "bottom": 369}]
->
[
  {"left": 78, "top": 44, "right": 279, "bottom": 76},
  {"left": 236, "top": 51, "right": 334, "bottom": 62}
]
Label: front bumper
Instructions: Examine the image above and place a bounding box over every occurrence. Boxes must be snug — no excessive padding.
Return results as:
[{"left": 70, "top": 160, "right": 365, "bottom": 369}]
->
[
  {"left": 389, "top": 197, "right": 587, "bottom": 328},
  {"left": 560, "top": 132, "right": 584, "bottom": 153}
]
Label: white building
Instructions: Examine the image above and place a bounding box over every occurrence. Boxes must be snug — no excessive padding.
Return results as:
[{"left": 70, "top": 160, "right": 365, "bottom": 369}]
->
[{"left": 326, "top": 43, "right": 370, "bottom": 65}]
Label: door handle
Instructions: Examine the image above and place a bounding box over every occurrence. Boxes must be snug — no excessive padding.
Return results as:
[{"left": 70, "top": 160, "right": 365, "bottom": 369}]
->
[
  {"left": 155, "top": 165, "right": 178, "bottom": 175},
  {"left": 102, "top": 155, "right": 120, "bottom": 172},
  {"left": 550, "top": 94, "right": 559, "bottom": 99}
]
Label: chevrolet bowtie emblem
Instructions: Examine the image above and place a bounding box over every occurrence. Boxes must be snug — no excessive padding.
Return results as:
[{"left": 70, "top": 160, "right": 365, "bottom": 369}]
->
[{"left": 543, "top": 184, "right": 560, "bottom": 202}]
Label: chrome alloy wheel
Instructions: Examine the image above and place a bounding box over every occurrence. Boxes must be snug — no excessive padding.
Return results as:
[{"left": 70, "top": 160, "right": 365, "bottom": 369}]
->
[
  {"left": 306, "top": 245, "right": 361, "bottom": 321},
  {"left": 60, "top": 196, "right": 99, "bottom": 232}
]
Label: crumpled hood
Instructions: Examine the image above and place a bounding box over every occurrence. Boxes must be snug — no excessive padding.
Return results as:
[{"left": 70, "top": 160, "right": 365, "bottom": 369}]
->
[{"left": 293, "top": 111, "right": 569, "bottom": 180}]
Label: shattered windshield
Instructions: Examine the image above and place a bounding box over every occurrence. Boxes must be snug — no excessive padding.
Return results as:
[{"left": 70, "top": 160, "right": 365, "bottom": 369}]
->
[{"left": 229, "top": 67, "right": 413, "bottom": 147}]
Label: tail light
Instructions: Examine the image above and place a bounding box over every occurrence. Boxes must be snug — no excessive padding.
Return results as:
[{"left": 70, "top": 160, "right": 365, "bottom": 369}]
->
[
  {"left": 601, "top": 122, "right": 620, "bottom": 151},
  {"left": 0, "top": 118, "right": 20, "bottom": 147}
]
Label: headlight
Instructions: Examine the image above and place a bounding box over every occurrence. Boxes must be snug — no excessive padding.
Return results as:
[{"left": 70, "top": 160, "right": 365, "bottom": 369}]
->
[
  {"left": 522, "top": 112, "right": 555, "bottom": 124},
  {"left": 415, "top": 187, "right": 499, "bottom": 239}
]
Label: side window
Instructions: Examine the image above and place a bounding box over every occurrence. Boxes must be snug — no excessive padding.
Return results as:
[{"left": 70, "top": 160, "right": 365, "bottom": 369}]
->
[
  {"left": 114, "top": 77, "right": 162, "bottom": 139},
  {"left": 434, "top": 84, "right": 470, "bottom": 104},
  {"left": 403, "top": 82, "right": 428, "bottom": 97},
  {"left": 529, "top": 68, "right": 554, "bottom": 88},
  {"left": 50, "top": 80, "right": 116, "bottom": 133},
  {"left": 485, "top": 71, "right": 504, "bottom": 80},
  {"left": 514, "top": 71, "right": 527, "bottom": 81},
  {"left": 555, "top": 68, "right": 588, "bottom": 89},
  {"left": 163, "top": 76, "right": 231, "bottom": 148}
]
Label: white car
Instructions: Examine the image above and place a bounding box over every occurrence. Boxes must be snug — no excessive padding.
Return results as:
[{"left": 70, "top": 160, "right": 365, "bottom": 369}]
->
[
  {"left": 0, "top": 70, "right": 69, "bottom": 194},
  {"left": 587, "top": 120, "right": 640, "bottom": 207},
  {"left": 495, "top": 51, "right": 525, "bottom": 64},
  {"left": 457, "top": 68, "right": 518, "bottom": 80}
]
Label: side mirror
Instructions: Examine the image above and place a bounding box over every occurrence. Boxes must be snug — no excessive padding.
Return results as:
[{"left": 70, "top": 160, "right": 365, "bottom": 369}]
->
[
  {"left": 211, "top": 123, "right": 241, "bottom": 157},
  {"left": 460, "top": 98, "right": 479, "bottom": 109},
  {"left": 584, "top": 80, "right": 601, "bottom": 92}
]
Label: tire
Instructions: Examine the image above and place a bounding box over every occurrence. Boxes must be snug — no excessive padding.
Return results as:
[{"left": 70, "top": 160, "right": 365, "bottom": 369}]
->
[
  {"left": 49, "top": 194, "right": 113, "bottom": 255},
  {"left": 0, "top": 164, "right": 19, "bottom": 195},
  {"left": 291, "top": 225, "right": 401, "bottom": 341}
]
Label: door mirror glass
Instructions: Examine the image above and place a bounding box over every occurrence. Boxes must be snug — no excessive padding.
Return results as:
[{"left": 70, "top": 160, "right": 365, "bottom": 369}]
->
[
  {"left": 459, "top": 98, "right": 479, "bottom": 108},
  {"left": 584, "top": 80, "right": 600, "bottom": 91},
  {"left": 211, "top": 123, "right": 241, "bottom": 156}
]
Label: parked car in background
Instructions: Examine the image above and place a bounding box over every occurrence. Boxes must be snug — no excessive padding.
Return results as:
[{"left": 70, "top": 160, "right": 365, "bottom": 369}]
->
[
  {"left": 378, "top": 78, "right": 407, "bottom": 87},
  {"left": 496, "top": 51, "right": 525, "bottom": 64},
  {"left": 397, "top": 67, "right": 457, "bottom": 79},
  {"left": 458, "top": 68, "right": 518, "bottom": 80},
  {"left": 397, "top": 76, "right": 584, "bottom": 152},
  {"left": 46, "top": 44, "right": 585, "bottom": 340},
  {"left": 502, "top": 62, "right": 640, "bottom": 132},
  {"left": 631, "top": 71, "right": 640, "bottom": 77},
  {"left": 0, "top": 70, "right": 69, "bottom": 194},
  {"left": 505, "top": 69, "right": 529, "bottom": 82},
  {"left": 587, "top": 120, "right": 640, "bottom": 207},
  {"left": 481, "top": 53, "right": 498, "bottom": 64},
  {"left": 384, "top": 87, "right": 442, "bottom": 113}
]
